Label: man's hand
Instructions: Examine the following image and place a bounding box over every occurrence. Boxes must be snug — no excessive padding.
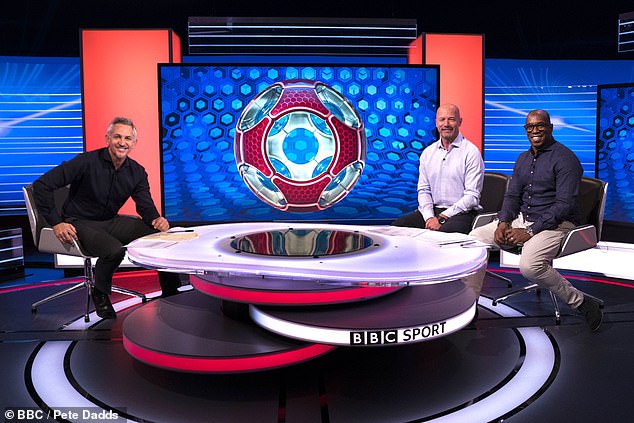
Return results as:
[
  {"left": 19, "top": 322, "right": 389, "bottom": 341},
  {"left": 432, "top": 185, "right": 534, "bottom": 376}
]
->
[
  {"left": 505, "top": 228, "right": 532, "bottom": 246},
  {"left": 494, "top": 221, "right": 510, "bottom": 245},
  {"left": 425, "top": 216, "right": 442, "bottom": 231},
  {"left": 151, "top": 216, "right": 170, "bottom": 232},
  {"left": 495, "top": 222, "right": 532, "bottom": 246},
  {"left": 53, "top": 222, "right": 77, "bottom": 244}
]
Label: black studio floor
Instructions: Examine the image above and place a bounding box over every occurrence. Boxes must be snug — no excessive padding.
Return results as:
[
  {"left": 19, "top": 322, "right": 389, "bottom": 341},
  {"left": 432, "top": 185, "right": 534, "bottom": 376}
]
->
[{"left": 1, "top": 256, "right": 634, "bottom": 423}]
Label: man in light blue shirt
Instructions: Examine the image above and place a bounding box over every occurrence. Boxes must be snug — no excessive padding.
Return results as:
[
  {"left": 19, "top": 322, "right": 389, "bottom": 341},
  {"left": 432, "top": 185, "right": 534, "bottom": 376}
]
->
[{"left": 392, "top": 103, "right": 484, "bottom": 234}]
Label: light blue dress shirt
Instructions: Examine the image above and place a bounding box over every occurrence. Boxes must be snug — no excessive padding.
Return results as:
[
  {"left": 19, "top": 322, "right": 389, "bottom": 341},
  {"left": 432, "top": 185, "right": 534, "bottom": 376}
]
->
[{"left": 417, "top": 133, "right": 484, "bottom": 221}]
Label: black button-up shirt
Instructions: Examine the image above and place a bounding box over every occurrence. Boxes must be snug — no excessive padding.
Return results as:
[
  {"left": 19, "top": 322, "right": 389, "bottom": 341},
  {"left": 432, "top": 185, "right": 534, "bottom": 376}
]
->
[
  {"left": 497, "top": 140, "right": 582, "bottom": 234},
  {"left": 33, "top": 148, "right": 160, "bottom": 227}
]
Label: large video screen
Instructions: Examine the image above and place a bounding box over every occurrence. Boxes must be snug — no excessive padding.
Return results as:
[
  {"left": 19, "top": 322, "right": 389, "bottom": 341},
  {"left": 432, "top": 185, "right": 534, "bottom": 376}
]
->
[
  {"left": 484, "top": 59, "right": 634, "bottom": 177},
  {"left": 0, "top": 56, "right": 83, "bottom": 214},
  {"left": 597, "top": 83, "right": 634, "bottom": 224},
  {"left": 159, "top": 64, "right": 439, "bottom": 224}
]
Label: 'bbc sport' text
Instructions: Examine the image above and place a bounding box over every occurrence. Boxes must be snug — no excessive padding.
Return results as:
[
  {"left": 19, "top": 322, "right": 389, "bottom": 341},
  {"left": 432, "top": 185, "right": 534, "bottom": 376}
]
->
[{"left": 350, "top": 322, "right": 447, "bottom": 345}]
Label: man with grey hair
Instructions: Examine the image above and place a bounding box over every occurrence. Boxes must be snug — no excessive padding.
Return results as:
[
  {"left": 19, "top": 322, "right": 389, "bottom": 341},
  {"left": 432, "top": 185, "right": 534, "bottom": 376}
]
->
[{"left": 33, "top": 116, "right": 181, "bottom": 319}]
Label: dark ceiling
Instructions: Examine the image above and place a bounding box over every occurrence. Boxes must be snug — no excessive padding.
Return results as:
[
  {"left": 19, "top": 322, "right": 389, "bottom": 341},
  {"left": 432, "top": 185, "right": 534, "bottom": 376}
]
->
[{"left": 2, "top": 0, "right": 633, "bottom": 60}]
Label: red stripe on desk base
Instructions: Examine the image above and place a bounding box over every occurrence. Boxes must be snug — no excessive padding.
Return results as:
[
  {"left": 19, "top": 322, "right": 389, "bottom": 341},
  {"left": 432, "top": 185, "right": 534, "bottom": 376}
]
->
[
  {"left": 122, "top": 337, "right": 336, "bottom": 373},
  {"left": 190, "top": 275, "right": 401, "bottom": 305}
]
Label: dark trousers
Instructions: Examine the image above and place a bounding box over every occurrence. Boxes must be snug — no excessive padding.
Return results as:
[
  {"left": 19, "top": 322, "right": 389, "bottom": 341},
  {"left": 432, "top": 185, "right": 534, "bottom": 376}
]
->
[
  {"left": 69, "top": 215, "right": 181, "bottom": 294},
  {"left": 391, "top": 207, "right": 476, "bottom": 234}
]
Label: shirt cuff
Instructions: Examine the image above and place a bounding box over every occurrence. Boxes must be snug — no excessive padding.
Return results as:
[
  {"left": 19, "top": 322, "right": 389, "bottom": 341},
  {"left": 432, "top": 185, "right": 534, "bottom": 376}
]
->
[{"left": 419, "top": 207, "right": 434, "bottom": 222}]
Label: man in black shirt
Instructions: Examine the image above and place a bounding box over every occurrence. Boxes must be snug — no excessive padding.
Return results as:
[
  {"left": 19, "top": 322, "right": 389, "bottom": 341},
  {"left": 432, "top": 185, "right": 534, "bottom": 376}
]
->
[
  {"left": 468, "top": 109, "right": 603, "bottom": 331},
  {"left": 33, "top": 117, "right": 181, "bottom": 319}
]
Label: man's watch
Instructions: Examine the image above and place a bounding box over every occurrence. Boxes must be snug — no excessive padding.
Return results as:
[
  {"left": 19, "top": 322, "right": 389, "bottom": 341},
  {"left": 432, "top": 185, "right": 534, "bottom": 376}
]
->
[
  {"left": 437, "top": 215, "right": 447, "bottom": 225},
  {"left": 525, "top": 227, "right": 534, "bottom": 237}
]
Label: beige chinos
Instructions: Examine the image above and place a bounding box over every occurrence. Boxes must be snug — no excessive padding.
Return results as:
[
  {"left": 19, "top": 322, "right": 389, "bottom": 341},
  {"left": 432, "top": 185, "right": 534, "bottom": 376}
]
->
[{"left": 468, "top": 213, "right": 583, "bottom": 307}]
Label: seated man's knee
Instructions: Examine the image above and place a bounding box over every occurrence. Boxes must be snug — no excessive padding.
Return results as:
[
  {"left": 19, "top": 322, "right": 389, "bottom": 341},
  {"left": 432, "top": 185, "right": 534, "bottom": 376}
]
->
[
  {"left": 101, "top": 246, "right": 126, "bottom": 261},
  {"left": 469, "top": 223, "right": 495, "bottom": 244},
  {"left": 391, "top": 211, "right": 424, "bottom": 228},
  {"left": 468, "top": 226, "right": 482, "bottom": 238},
  {"left": 518, "top": 256, "right": 545, "bottom": 280},
  {"left": 391, "top": 216, "right": 406, "bottom": 226}
]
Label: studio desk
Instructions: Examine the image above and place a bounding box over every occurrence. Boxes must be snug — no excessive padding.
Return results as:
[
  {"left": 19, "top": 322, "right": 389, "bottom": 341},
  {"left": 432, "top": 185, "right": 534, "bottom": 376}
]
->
[{"left": 123, "top": 222, "right": 487, "bottom": 373}]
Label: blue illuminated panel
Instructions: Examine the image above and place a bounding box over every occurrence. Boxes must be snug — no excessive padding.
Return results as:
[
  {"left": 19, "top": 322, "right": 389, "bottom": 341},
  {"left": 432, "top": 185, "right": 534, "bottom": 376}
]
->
[
  {"left": 484, "top": 59, "right": 634, "bottom": 177},
  {"left": 0, "top": 56, "right": 83, "bottom": 213},
  {"left": 159, "top": 64, "right": 439, "bottom": 224},
  {"left": 597, "top": 84, "right": 634, "bottom": 223}
]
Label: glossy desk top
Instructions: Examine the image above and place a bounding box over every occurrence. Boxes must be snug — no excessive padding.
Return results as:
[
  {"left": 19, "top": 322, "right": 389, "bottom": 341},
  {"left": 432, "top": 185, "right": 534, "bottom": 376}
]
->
[{"left": 126, "top": 222, "right": 487, "bottom": 286}]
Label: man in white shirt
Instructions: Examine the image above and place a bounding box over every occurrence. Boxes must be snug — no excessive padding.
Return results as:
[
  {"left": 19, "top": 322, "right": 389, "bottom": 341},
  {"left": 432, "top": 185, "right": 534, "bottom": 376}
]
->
[{"left": 392, "top": 103, "right": 484, "bottom": 234}]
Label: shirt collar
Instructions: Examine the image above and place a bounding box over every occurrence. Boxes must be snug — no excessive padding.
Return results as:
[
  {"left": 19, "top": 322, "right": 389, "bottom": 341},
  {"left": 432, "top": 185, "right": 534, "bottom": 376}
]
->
[
  {"left": 437, "top": 133, "right": 464, "bottom": 150},
  {"left": 100, "top": 147, "right": 130, "bottom": 169},
  {"left": 529, "top": 138, "right": 557, "bottom": 156}
]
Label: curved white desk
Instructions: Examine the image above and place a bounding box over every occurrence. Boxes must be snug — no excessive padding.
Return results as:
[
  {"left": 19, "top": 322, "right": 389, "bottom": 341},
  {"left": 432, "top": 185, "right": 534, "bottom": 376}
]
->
[
  {"left": 126, "top": 222, "right": 487, "bottom": 286},
  {"left": 123, "top": 223, "right": 488, "bottom": 373}
]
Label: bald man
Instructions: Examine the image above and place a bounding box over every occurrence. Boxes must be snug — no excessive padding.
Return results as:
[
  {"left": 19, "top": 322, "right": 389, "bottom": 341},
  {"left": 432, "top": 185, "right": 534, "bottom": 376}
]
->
[{"left": 392, "top": 103, "right": 484, "bottom": 234}]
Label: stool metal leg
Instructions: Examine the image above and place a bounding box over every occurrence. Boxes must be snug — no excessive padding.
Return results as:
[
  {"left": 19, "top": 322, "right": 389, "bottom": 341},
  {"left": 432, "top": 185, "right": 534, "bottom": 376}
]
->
[
  {"left": 492, "top": 283, "right": 562, "bottom": 324},
  {"left": 112, "top": 286, "right": 147, "bottom": 303},
  {"left": 32, "top": 282, "right": 86, "bottom": 312},
  {"left": 32, "top": 255, "right": 147, "bottom": 322},
  {"left": 486, "top": 270, "right": 513, "bottom": 287},
  {"left": 548, "top": 291, "right": 561, "bottom": 325},
  {"left": 492, "top": 283, "right": 540, "bottom": 305},
  {"left": 84, "top": 258, "right": 93, "bottom": 322}
]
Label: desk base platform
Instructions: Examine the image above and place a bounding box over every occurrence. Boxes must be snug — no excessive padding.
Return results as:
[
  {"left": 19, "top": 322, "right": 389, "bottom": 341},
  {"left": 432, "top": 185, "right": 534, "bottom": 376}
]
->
[
  {"left": 123, "top": 281, "right": 476, "bottom": 373},
  {"left": 251, "top": 281, "right": 476, "bottom": 346},
  {"left": 122, "top": 291, "right": 335, "bottom": 373}
]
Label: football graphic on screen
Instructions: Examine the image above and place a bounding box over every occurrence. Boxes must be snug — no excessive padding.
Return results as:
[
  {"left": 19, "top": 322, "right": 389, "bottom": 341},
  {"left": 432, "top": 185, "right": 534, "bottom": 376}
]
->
[{"left": 234, "top": 79, "right": 366, "bottom": 212}]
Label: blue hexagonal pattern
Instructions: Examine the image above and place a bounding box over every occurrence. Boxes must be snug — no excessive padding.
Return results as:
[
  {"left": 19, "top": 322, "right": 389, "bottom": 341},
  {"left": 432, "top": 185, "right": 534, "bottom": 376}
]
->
[
  {"left": 597, "top": 84, "right": 634, "bottom": 222},
  {"left": 159, "top": 65, "right": 438, "bottom": 223}
]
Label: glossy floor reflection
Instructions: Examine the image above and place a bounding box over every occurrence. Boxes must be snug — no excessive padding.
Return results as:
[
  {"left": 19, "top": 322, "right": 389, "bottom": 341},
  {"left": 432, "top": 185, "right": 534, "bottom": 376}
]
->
[{"left": 1, "top": 262, "right": 633, "bottom": 422}]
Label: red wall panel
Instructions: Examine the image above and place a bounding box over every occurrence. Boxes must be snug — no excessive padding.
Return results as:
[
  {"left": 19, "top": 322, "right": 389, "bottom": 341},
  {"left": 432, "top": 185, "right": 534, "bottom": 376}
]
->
[
  {"left": 410, "top": 33, "right": 484, "bottom": 153},
  {"left": 81, "top": 29, "right": 181, "bottom": 215}
]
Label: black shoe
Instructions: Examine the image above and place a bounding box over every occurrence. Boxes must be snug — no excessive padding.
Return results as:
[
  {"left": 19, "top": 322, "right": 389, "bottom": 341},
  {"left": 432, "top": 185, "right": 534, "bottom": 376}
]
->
[
  {"left": 91, "top": 289, "right": 116, "bottom": 319},
  {"left": 577, "top": 296, "right": 603, "bottom": 332}
]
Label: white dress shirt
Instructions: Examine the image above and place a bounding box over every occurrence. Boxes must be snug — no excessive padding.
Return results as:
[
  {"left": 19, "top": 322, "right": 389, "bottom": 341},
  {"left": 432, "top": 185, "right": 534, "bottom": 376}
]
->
[{"left": 416, "top": 133, "right": 484, "bottom": 221}]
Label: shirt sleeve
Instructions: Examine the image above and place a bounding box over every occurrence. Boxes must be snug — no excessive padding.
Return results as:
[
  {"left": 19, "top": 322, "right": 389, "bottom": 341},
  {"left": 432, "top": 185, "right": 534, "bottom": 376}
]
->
[
  {"left": 32, "top": 155, "right": 85, "bottom": 226},
  {"left": 416, "top": 145, "right": 436, "bottom": 221},
  {"left": 131, "top": 167, "right": 161, "bottom": 226},
  {"left": 442, "top": 144, "right": 484, "bottom": 218},
  {"left": 497, "top": 158, "right": 523, "bottom": 223}
]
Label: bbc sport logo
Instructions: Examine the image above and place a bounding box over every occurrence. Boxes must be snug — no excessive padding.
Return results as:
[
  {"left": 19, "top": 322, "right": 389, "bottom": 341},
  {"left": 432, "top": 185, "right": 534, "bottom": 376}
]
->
[{"left": 350, "top": 322, "right": 448, "bottom": 345}]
